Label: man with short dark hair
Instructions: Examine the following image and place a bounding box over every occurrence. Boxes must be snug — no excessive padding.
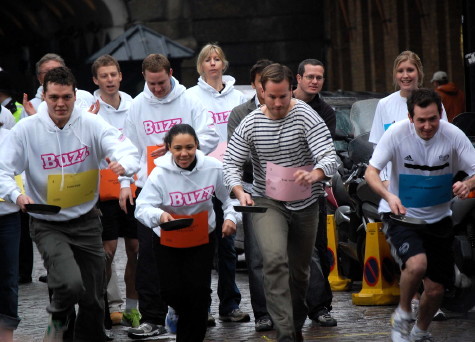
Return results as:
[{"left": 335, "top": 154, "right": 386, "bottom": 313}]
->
[
  {"left": 227, "top": 58, "right": 274, "bottom": 332},
  {"left": 366, "top": 88, "right": 475, "bottom": 342},
  {"left": 430, "top": 71, "right": 465, "bottom": 122},
  {"left": 91, "top": 54, "right": 140, "bottom": 331},
  {"left": 293, "top": 58, "right": 338, "bottom": 327},
  {"left": 224, "top": 63, "right": 337, "bottom": 342},
  {"left": 294, "top": 59, "right": 335, "bottom": 137},
  {"left": 0, "top": 66, "right": 139, "bottom": 341}
]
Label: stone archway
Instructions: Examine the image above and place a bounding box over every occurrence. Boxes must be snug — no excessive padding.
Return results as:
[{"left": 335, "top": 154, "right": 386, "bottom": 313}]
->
[{"left": 0, "top": 0, "right": 123, "bottom": 97}]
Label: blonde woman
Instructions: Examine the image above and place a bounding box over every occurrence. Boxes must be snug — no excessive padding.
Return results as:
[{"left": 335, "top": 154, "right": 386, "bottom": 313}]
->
[
  {"left": 186, "top": 44, "right": 248, "bottom": 325},
  {"left": 369, "top": 50, "right": 447, "bottom": 146}
]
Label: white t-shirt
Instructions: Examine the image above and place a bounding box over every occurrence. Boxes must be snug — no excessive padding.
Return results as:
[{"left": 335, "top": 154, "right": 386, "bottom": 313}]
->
[
  {"left": 369, "top": 91, "right": 448, "bottom": 180},
  {"left": 369, "top": 91, "right": 449, "bottom": 144},
  {"left": 369, "top": 119, "right": 475, "bottom": 223}
]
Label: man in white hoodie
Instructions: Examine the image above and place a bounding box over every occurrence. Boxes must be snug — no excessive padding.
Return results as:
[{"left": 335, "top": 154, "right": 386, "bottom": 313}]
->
[
  {"left": 0, "top": 66, "right": 139, "bottom": 342},
  {"left": 124, "top": 53, "right": 219, "bottom": 339},
  {"left": 91, "top": 54, "right": 140, "bottom": 331}
]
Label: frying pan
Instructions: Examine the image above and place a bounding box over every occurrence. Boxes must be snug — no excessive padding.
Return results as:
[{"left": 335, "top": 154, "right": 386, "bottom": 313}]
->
[
  {"left": 159, "top": 218, "right": 194, "bottom": 231},
  {"left": 233, "top": 206, "right": 268, "bottom": 213},
  {"left": 25, "top": 204, "right": 61, "bottom": 215},
  {"left": 389, "top": 214, "right": 427, "bottom": 226}
]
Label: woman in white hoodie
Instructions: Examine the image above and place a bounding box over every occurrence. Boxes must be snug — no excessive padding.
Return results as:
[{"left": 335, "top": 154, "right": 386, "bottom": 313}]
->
[
  {"left": 135, "top": 124, "right": 240, "bottom": 342},
  {"left": 186, "top": 43, "right": 250, "bottom": 324},
  {"left": 187, "top": 43, "right": 246, "bottom": 143}
]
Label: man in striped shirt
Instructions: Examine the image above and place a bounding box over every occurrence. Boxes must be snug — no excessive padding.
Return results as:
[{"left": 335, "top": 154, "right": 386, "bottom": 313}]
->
[{"left": 223, "top": 63, "right": 337, "bottom": 342}]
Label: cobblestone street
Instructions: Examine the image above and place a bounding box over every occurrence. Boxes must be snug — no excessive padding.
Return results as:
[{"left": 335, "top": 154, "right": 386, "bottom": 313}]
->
[{"left": 15, "top": 238, "right": 475, "bottom": 342}]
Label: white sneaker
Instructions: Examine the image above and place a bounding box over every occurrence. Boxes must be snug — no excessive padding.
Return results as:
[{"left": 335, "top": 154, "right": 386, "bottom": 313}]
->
[
  {"left": 390, "top": 309, "right": 412, "bottom": 342},
  {"left": 410, "top": 329, "right": 434, "bottom": 342}
]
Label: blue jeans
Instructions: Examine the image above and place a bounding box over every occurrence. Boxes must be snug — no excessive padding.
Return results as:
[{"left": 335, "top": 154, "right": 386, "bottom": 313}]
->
[
  {"left": 211, "top": 197, "right": 241, "bottom": 315},
  {"left": 0, "top": 211, "right": 21, "bottom": 330}
]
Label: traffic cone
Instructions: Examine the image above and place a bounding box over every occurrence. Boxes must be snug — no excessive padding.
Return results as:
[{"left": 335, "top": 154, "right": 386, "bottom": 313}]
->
[
  {"left": 326, "top": 214, "right": 352, "bottom": 291},
  {"left": 352, "top": 222, "right": 400, "bottom": 305}
]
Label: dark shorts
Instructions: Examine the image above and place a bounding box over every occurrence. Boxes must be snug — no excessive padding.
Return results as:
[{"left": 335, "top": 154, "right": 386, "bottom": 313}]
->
[
  {"left": 382, "top": 214, "right": 454, "bottom": 288},
  {"left": 98, "top": 200, "right": 137, "bottom": 241}
]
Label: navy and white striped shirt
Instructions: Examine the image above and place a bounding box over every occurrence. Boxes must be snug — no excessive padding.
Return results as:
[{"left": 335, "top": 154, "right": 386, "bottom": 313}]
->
[{"left": 223, "top": 100, "right": 337, "bottom": 210}]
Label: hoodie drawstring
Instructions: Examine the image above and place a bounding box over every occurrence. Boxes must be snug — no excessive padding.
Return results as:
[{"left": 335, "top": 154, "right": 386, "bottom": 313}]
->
[
  {"left": 55, "top": 130, "right": 65, "bottom": 191},
  {"left": 55, "top": 123, "right": 92, "bottom": 191}
]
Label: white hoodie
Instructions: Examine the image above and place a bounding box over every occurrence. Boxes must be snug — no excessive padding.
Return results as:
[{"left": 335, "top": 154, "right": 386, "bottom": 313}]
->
[
  {"left": 0, "top": 106, "right": 15, "bottom": 129},
  {"left": 124, "top": 77, "right": 219, "bottom": 188},
  {"left": 29, "top": 86, "right": 43, "bottom": 110},
  {"left": 186, "top": 75, "right": 246, "bottom": 142},
  {"left": 94, "top": 90, "right": 133, "bottom": 130},
  {"left": 0, "top": 128, "right": 20, "bottom": 216},
  {"left": 0, "top": 104, "right": 139, "bottom": 221},
  {"left": 94, "top": 90, "right": 133, "bottom": 170},
  {"left": 135, "top": 149, "right": 240, "bottom": 235}
]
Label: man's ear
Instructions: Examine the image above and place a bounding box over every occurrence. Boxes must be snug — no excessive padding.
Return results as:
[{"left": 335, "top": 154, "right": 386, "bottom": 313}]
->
[
  {"left": 93, "top": 77, "right": 99, "bottom": 86},
  {"left": 408, "top": 112, "right": 413, "bottom": 123}
]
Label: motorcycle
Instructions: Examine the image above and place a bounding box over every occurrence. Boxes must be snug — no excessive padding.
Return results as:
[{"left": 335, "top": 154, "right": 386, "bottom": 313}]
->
[
  {"left": 442, "top": 112, "right": 475, "bottom": 313},
  {"left": 329, "top": 99, "right": 381, "bottom": 281},
  {"left": 331, "top": 132, "right": 382, "bottom": 280}
]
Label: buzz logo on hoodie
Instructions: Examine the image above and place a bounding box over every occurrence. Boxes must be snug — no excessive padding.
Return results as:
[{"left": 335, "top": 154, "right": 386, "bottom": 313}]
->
[
  {"left": 209, "top": 110, "right": 231, "bottom": 125},
  {"left": 143, "top": 118, "right": 182, "bottom": 135},
  {"left": 41, "top": 146, "right": 90, "bottom": 169},
  {"left": 170, "top": 185, "right": 215, "bottom": 207}
]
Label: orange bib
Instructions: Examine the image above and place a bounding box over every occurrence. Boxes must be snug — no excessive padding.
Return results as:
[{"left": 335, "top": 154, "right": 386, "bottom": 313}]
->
[
  {"left": 147, "top": 145, "right": 164, "bottom": 176},
  {"left": 99, "top": 169, "right": 137, "bottom": 201},
  {"left": 160, "top": 211, "right": 209, "bottom": 248}
]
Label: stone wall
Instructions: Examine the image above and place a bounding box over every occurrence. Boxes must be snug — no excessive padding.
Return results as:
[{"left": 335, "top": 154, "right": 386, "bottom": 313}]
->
[{"left": 127, "top": 0, "right": 326, "bottom": 87}]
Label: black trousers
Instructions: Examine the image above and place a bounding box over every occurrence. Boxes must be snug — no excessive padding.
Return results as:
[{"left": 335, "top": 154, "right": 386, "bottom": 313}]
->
[{"left": 155, "top": 234, "right": 215, "bottom": 342}]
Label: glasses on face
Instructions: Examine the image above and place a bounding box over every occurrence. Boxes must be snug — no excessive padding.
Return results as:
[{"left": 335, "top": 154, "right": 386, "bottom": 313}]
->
[{"left": 303, "top": 75, "right": 324, "bottom": 81}]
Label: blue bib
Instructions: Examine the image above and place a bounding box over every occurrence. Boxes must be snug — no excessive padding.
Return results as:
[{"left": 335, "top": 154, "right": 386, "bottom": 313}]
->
[{"left": 399, "top": 173, "right": 453, "bottom": 208}]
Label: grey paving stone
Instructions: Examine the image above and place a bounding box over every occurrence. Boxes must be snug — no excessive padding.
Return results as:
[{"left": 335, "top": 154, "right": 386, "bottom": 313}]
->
[{"left": 14, "top": 238, "right": 475, "bottom": 341}]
